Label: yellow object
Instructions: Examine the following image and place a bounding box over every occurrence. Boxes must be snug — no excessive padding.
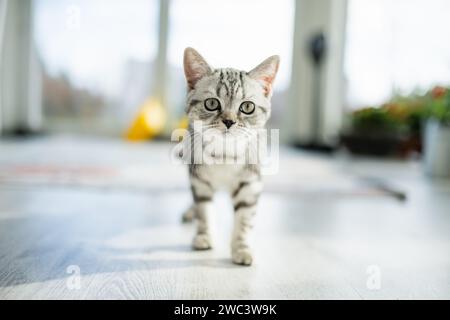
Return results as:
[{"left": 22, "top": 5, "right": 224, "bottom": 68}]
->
[
  {"left": 126, "top": 98, "right": 167, "bottom": 141},
  {"left": 177, "top": 116, "right": 189, "bottom": 130}
]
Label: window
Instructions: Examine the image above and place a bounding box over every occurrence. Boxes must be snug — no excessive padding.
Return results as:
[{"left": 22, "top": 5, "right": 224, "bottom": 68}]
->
[
  {"left": 345, "top": 0, "right": 450, "bottom": 109},
  {"left": 34, "top": 0, "right": 158, "bottom": 134}
]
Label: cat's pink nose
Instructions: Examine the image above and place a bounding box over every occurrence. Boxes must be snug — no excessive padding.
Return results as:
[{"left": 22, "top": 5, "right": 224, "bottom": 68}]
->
[{"left": 222, "top": 119, "right": 236, "bottom": 129}]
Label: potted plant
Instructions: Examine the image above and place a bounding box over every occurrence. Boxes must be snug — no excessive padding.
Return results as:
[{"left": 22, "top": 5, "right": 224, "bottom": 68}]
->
[
  {"left": 423, "top": 86, "right": 450, "bottom": 178},
  {"left": 341, "top": 107, "right": 409, "bottom": 156},
  {"left": 341, "top": 92, "right": 428, "bottom": 157}
]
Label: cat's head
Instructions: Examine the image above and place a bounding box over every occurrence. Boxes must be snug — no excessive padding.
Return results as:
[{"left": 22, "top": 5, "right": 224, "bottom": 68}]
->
[{"left": 183, "top": 47, "right": 279, "bottom": 134}]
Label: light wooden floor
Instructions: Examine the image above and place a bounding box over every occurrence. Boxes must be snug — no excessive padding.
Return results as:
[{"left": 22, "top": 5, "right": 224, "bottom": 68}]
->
[{"left": 0, "top": 136, "right": 449, "bottom": 299}]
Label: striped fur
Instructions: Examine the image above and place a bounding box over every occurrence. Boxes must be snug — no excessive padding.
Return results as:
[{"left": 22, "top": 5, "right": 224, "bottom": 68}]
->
[{"left": 182, "top": 48, "right": 279, "bottom": 266}]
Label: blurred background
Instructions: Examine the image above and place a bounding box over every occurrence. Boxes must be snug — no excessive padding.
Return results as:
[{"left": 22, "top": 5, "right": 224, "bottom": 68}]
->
[{"left": 0, "top": 0, "right": 450, "bottom": 300}]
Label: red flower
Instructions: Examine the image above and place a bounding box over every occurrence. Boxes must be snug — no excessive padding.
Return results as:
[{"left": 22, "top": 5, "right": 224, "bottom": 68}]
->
[{"left": 431, "top": 86, "right": 447, "bottom": 99}]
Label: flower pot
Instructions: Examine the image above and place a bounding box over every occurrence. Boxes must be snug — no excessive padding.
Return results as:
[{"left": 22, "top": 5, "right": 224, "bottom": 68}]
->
[
  {"left": 340, "top": 132, "right": 406, "bottom": 157},
  {"left": 424, "top": 120, "right": 450, "bottom": 178}
]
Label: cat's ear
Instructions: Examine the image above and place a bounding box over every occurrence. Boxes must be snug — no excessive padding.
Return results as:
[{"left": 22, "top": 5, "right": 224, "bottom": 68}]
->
[
  {"left": 184, "top": 47, "right": 213, "bottom": 91},
  {"left": 248, "top": 55, "right": 280, "bottom": 97}
]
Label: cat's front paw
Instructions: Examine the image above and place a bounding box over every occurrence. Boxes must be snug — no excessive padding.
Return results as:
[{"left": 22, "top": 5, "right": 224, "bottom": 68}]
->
[
  {"left": 192, "top": 233, "right": 212, "bottom": 250},
  {"left": 232, "top": 248, "right": 253, "bottom": 266}
]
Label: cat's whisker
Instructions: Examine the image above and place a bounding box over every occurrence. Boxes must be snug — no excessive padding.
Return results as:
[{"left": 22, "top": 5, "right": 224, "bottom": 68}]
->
[
  {"left": 234, "top": 127, "right": 257, "bottom": 142},
  {"left": 200, "top": 124, "right": 218, "bottom": 129}
]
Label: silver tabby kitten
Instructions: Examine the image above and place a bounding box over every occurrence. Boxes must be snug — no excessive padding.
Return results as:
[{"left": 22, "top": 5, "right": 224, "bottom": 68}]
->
[{"left": 182, "top": 47, "right": 279, "bottom": 266}]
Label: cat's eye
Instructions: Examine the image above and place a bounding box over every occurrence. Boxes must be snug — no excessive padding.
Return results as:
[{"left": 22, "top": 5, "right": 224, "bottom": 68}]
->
[
  {"left": 204, "top": 98, "right": 221, "bottom": 112},
  {"left": 239, "top": 101, "right": 256, "bottom": 115}
]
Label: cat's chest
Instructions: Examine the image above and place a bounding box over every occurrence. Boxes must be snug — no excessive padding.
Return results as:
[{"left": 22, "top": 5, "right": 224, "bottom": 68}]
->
[{"left": 200, "top": 164, "right": 244, "bottom": 190}]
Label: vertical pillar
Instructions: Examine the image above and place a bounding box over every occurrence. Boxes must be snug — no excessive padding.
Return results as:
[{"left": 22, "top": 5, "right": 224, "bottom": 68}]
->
[
  {"left": 285, "top": 0, "right": 347, "bottom": 147},
  {"left": 0, "top": 0, "right": 8, "bottom": 134},
  {"left": 0, "top": 0, "right": 41, "bottom": 135},
  {"left": 154, "top": 0, "right": 170, "bottom": 130}
]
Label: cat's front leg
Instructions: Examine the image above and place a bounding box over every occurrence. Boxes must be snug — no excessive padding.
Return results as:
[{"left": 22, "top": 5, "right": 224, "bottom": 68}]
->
[
  {"left": 231, "top": 179, "right": 262, "bottom": 266},
  {"left": 190, "top": 177, "right": 214, "bottom": 250}
]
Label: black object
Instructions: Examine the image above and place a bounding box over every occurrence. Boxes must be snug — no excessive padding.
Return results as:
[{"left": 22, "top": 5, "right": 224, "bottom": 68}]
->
[
  {"left": 310, "top": 33, "right": 326, "bottom": 66},
  {"left": 1, "top": 125, "right": 44, "bottom": 139}
]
